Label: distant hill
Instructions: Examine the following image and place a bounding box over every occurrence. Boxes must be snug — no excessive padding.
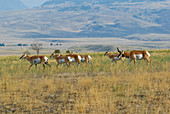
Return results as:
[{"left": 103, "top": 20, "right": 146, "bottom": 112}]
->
[
  {"left": 0, "top": 0, "right": 27, "bottom": 10},
  {"left": 0, "top": 0, "right": 170, "bottom": 41},
  {"left": 38, "top": 0, "right": 170, "bottom": 38}
]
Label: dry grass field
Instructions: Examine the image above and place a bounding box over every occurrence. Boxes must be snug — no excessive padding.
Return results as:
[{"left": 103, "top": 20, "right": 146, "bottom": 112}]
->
[{"left": 0, "top": 50, "right": 169, "bottom": 113}]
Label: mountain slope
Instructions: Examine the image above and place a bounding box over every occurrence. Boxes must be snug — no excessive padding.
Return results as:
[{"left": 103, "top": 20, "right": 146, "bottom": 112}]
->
[
  {"left": 0, "top": 0, "right": 170, "bottom": 40},
  {"left": 39, "top": 0, "right": 170, "bottom": 38},
  {"left": 0, "top": 0, "right": 27, "bottom": 10}
]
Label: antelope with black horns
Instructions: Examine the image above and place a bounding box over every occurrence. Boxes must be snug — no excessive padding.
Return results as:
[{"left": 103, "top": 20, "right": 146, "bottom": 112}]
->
[{"left": 117, "top": 47, "right": 152, "bottom": 67}]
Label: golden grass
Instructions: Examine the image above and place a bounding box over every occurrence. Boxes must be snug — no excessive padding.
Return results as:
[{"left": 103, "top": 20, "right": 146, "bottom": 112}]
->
[{"left": 0, "top": 50, "right": 169, "bottom": 113}]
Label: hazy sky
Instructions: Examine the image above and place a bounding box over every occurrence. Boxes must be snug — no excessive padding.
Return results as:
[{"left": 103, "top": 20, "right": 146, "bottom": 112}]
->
[{"left": 20, "top": 0, "right": 48, "bottom": 8}]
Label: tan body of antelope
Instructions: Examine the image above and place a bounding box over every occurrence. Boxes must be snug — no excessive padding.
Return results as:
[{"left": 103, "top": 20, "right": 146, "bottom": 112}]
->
[
  {"left": 50, "top": 53, "right": 73, "bottom": 68},
  {"left": 104, "top": 50, "right": 125, "bottom": 65},
  {"left": 117, "top": 48, "right": 152, "bottom": 67},
  {"left": 80, "top": 55, "right": 92, "bottom": 65},
  {"left": 20, "top": 54, "right": 51, "bottom": 70},
  {"left": 57, "top": 53, "right": 82, "bottom": 66}
]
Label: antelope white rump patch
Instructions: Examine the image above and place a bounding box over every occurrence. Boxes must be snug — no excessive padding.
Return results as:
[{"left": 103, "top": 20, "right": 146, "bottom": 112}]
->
[
  {"left": 134, "top": 54, "right": 143, "bottom": 60},
  {"left": 44, "top": 56, "right": 48, "bottom": 62},
  {"left": 78, "top": 55, "right": 81, "bottom": 61},
  {"left": 146, "top": 51, "right": 150, "bottom": 57},
  {"left": 88, "top": 55, "right": 92, "bottom": 60}
]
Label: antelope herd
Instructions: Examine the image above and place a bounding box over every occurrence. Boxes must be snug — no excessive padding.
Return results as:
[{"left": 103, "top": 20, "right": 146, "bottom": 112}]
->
[{"left": 20, "top": 48, "right": 152, "bottom": 70}]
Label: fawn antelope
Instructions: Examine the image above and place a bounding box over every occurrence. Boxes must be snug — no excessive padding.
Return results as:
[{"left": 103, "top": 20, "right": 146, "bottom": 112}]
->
[
  {"left": 104, "top": 50, "right": 125, "bottom": 65},
  {"left": 117, "top": 47, "right": 152, "bottom": 67},
  {"left": 20, "top": 54, "right": 51, "bottom": 70}
]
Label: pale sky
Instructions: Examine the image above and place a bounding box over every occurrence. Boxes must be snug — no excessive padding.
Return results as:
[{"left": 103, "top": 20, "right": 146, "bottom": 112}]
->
[{"left": 20, "top": 0, "right": 48, "bottom": 8}]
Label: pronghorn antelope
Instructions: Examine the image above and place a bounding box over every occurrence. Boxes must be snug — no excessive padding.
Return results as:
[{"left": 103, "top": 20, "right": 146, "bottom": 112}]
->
[
  {"left": 117, "top": 47, "right": 152, "bottom": 67},
  {"left": 104, "top": 50, "right": 125, "bottom": 65},
  {"left": 56, "top": 53, "right": 82, "bottom": 66},
  {"left": 20, "top": 54, "right": 51, "bottom": 70},
  {"left": 67, "top": 54, "right": 82, "bottom": 66},
  {"left": 80, "top": 55, "right": 92, "bottom": 65},
  {"left": 50, "top": 53, "right": 72, "bottom": 68}
]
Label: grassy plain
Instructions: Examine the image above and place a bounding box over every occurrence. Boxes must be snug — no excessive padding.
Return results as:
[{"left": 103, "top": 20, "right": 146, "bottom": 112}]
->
[{"left": 0, "top": 50, "right": 169, "bottom": 113}]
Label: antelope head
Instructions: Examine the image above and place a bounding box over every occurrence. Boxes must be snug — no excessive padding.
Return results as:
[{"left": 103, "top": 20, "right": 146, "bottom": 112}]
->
[
  {"left": 50, "top": 52, "right": 56, "bottom": 58},
  {"left": 20, "top": 54, "right": 27, "bottom": 59},
  {"left": 104, "top": 49, "right": 110, "bottom": 56}
]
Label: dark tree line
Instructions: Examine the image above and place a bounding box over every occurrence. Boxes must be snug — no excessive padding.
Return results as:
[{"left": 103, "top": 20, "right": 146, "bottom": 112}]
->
[{"left": 0, "top": 43, "right": 5, "bottom": 46}]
